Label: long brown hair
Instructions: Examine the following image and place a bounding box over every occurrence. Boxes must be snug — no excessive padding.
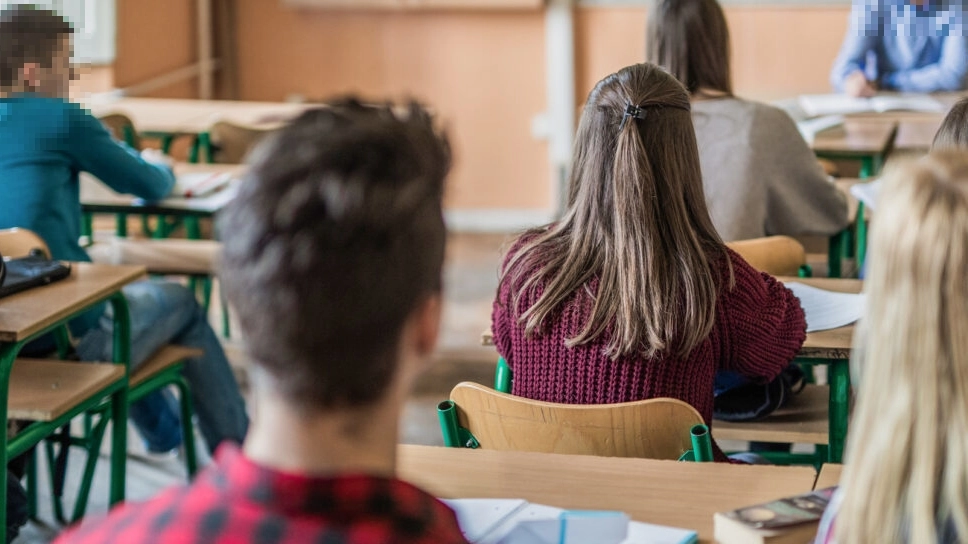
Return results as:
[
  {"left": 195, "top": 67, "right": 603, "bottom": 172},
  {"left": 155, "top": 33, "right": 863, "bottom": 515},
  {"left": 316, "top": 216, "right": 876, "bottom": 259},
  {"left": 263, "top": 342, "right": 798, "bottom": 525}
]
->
[
  {"left": 500, "top": 63, "right": 729, "bottom": 360},
  {"left": 933, "top": 97, "right": 968, "bottom": 150},
  {"left": 646, "top": 0, "right": 733, "bottom": 96}
]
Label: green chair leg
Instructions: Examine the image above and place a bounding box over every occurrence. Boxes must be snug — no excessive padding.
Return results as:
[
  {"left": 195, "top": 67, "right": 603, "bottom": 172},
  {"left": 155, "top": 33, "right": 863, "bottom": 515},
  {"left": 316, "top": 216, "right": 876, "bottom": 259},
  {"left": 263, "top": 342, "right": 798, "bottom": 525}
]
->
[
  {"left": 25, "top": 448, "right": 37, "bottom": 520},
  {"left": 494, "top": 357, "right": 511, "bottom": 393},
  {"left": 173, "top": 377, "right": 199, "bottom": 477},
  {"left": 689, "top": 424, "right": 713, "bottom": 462},
  {"left": 115, "top": 213, "right": 128, "bottom": 237}
]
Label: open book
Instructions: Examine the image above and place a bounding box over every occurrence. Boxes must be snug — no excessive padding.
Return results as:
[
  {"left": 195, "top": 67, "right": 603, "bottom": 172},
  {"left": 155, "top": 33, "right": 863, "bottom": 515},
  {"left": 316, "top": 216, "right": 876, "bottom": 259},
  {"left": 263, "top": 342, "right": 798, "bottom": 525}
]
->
[
  {"left": 798, "top": 93, "right": 944, "bottom": 117},
  {"left": 171, "top": 172, "right": 235, "bottom": 198},
  {"left": 796, "top": 115, "right": 845, "bottom": 143},
  {"left": 442, "top": 498, "right": 698, "bottom": 544},
  {"left": 783, "top": 282, "right": 865, "bottom": 332},
  {"left": 714, "top": 487, "right": 836, "bottom": 544}
]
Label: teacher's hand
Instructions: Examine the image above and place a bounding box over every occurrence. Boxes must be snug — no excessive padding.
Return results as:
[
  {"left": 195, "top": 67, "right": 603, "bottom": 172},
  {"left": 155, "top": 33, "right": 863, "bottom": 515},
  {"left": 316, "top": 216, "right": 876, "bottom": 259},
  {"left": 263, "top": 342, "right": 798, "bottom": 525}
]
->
[{"left": 844, "top": 71, "right": 877, "bottom": 98}]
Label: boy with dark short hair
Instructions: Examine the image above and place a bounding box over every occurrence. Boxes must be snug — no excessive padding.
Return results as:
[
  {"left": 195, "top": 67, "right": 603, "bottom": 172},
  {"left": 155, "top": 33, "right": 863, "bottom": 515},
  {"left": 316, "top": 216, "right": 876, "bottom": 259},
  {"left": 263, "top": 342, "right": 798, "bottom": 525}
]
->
[{"left": 55, "top": 100, "right": 468, "bottom": 543}]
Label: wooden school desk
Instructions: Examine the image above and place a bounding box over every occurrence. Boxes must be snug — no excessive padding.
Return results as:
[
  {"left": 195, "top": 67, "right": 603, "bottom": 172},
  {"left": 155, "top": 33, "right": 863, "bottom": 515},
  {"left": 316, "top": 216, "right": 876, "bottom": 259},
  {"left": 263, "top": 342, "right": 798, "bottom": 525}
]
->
[
  {"left": 814, "top": 464, "right": 843, "bottom": 490},
  {"left": 0, "top": 263, "right": 145, "bottom": 535},
  {"left": 80, "top": 163, "right": 246, "bottom": 223},
  {"left": 83, "top": 97, "right": 312, "bottom": 135},
  {"left": 398, "top": 445, "right": 818, "bottom": 543},
  {"left": 480, "top": 276, "right": 862, "bottom": 463},
  {"left": 812, "top": 119, "right": 897, "bottom": 179}
]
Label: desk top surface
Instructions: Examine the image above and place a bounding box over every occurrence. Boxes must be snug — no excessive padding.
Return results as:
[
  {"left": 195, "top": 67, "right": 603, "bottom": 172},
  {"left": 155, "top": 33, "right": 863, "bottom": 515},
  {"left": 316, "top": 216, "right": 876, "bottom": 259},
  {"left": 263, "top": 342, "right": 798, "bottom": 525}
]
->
[
  {"left": 812, "top": 119, "right": 898, "bottom": 156},
  {"left": 481, "top": 276, "right": 862, "bottom": 360},
  {"left": 85, "top": 97, "right": 315, "bottom": 134},
  {"left": 0, "top": 263, "right": 145, "bottom": 343},
  {"left": 815, "top": 463, "right": 843, "bottom": 491},
  {"left": 397, "top": 445, "right": 818, "bottom": 543},
  {"left": 81, "top": 163, "right": 246, "bottom": 216}
]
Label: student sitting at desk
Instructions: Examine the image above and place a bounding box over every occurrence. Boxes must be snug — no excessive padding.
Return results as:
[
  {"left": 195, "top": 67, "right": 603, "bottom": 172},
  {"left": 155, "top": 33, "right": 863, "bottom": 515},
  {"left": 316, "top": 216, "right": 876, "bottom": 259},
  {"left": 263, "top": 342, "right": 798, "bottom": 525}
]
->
[
  {"left": 831, "top": 0, "right": 968, "bottom": 96},
  {"left": 0, "top": 7, "right": 247, "bottom": 460},
  {"left": 492, "top": 63, "right": 807, "bottom": 462},
  {"left": 646, "top": 0, "right": 849, "bottom": 242},
  {"left": 814, "top": 152, "right": 968, "bottom": 544},
  {"left": 55, "top": 102, "right": 468, "bottom": 544}
]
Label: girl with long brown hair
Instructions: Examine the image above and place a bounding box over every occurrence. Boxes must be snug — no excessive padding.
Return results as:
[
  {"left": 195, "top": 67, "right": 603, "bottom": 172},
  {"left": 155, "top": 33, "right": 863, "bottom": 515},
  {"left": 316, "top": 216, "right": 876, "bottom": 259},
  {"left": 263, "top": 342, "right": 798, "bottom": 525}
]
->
[{"left": 491, "top": 63, "right": 807, "bottom": 461}]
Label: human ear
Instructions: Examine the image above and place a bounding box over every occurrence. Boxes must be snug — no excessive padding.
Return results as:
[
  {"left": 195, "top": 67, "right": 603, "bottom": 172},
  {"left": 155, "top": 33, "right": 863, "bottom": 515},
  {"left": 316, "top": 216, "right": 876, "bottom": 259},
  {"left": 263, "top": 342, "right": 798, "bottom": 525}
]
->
[{"left": 19, "top": 63, "right": 42, "bottom": 90}]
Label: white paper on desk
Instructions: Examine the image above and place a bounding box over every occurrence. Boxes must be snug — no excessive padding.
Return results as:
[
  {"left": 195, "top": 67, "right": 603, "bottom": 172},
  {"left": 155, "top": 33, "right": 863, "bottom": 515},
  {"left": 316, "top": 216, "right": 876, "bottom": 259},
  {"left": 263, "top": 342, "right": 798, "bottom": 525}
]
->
[
  {"left": 850, "top": 179, "right": 881, "bottom": 211},
  {"left": 622, "top": 521, "right": 698, "bottom": 544},
  {"left": 171, "top": 172, "right": 234, "bottom": 198},
  {"left": 443, "top": 499, "right": 528, "bottom": 542},
  {"left": 784, "top": 282, "right": 866, "bottom": 332},
  {"left": 798, "top": 93, "right": 943, "bottom": 117},
  {"left": 444, "top": 499, "right": 632, "bottom": 544},
  {"left": 796, "top": 115, "right": 845, "bottom": 143}
]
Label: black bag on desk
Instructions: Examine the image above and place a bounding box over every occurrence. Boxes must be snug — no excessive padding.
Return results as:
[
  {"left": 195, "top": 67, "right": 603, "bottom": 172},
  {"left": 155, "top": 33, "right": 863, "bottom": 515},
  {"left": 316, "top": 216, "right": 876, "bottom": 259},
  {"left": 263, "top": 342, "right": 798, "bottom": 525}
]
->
[{"left": 0, "top": 251, "right": 72, "bottom": 299}]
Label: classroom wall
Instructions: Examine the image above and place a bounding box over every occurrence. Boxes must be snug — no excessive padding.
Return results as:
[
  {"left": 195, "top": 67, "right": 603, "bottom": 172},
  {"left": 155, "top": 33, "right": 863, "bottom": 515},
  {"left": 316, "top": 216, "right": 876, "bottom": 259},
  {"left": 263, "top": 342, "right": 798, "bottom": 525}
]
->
[
  {"left": 113, "top": 0, "right": 198, "bottom": 98},
  {"left": 230, "top": 2, "right": 850, "bottom": 219}
]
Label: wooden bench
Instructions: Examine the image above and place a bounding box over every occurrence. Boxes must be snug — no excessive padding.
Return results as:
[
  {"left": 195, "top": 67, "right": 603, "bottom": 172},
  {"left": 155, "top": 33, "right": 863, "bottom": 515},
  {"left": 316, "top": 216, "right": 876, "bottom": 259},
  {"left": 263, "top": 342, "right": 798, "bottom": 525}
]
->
[
  {"left": 10, "top": 360, "right": 125, "bottom": 422},
  {"left": 129, "top": 345, "right": 203, "bottom": 388},
  {"left": 712, "top": 384, "right": 829, "bottom": 445}
]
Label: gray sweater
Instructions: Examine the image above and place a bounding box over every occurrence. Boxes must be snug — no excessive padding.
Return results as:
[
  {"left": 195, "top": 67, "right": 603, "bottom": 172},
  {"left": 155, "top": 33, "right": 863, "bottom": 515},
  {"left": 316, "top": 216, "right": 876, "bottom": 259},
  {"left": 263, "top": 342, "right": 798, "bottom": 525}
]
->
[{"left": 692, "top": 97, "right": 849, "bottom": 242}]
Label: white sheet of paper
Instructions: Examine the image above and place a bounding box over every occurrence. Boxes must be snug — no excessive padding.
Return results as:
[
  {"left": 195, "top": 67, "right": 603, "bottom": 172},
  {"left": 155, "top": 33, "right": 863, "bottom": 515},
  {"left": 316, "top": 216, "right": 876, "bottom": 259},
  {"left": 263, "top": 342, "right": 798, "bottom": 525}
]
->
[
  {"left": 622, "top": 521, "right": 698, "bottom": 544},
  {"left": 442, "top": 499, "right": 528, "bottom": 543},
  {"left": 171, "top": 172, "right": 234, "bottom": 198},
  {"left": 796, "top": 115, "right": 845, "bottom": 143},
  {"left": 850, "top": 179, "right": 881, "bottom": 211},
  {"left": 784, "top": 282, "right": 865, "bottom": 332}
]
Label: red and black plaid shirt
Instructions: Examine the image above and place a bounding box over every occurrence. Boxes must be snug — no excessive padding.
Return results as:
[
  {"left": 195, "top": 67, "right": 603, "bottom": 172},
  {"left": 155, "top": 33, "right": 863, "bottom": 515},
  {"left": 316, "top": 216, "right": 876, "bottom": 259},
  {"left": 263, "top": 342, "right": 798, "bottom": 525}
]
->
[{"left": 54, "top": 444, "right": 470, "bottom": 544}]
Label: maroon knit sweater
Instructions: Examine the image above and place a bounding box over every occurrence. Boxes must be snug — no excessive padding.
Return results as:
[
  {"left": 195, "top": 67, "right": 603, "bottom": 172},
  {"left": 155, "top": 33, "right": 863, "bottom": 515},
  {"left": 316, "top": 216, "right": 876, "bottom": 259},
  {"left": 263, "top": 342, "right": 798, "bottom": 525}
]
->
[{"left": 491, "top": 247, "right": 807, "bottom": 462}]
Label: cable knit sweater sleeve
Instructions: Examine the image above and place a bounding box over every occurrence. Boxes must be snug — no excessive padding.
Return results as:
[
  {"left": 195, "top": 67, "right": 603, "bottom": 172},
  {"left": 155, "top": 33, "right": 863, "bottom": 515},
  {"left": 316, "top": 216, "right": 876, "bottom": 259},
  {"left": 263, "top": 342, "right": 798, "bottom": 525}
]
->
[{"left": 718, "top": 249, "right": 807, "bottom": 382}]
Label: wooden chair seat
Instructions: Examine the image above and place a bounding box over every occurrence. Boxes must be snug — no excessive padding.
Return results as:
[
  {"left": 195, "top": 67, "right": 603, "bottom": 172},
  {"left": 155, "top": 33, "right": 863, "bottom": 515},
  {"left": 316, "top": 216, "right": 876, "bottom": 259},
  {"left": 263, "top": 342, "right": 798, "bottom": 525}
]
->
[
  {"left": 9, "top": 360, "right": 125, "bottom": 421},
  {"left": 88, "top": 238, "right": 220, "bottom": 276},
  {"left": 712, "top": 385, "right": 830, "bottom": 445},
  {"left": 726, "top": 236, "right": 807, "bottom": 276},
  {"left": 130, "top": 345, "right": 202, "bottom": 388}
]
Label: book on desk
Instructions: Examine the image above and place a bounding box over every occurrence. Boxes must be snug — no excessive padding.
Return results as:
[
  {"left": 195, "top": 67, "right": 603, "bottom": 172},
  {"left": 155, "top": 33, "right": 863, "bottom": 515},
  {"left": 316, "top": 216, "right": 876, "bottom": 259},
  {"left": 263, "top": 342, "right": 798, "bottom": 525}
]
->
[
  {"left": 170, "top": 171, "right": 235, "bottom": 198},
  {"left": 798, "top": 93, "right": 944, "bottom": 118},
  {"left": 714, "top": 487, "right": 836, "bottom": 544}
]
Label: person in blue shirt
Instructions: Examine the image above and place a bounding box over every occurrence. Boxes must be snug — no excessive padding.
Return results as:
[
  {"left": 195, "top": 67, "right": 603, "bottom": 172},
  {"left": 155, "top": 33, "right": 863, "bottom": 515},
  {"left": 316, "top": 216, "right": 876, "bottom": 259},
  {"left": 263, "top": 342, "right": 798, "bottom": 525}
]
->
[
  {"left": 0, "top": 4, "right": 247, "bottom": 480},
  {"left": 831, "top": 0, "right": 968, "bottom": 96}
]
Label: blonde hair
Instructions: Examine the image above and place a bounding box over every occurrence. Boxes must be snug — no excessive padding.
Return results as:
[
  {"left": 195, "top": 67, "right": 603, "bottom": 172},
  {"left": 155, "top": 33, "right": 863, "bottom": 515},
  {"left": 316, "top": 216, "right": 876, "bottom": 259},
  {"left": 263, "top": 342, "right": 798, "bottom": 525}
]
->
[
  {"left": 836, "top": 151, "right": 968, "bottom": 543},
  {"left": 500, "top": 63, "right": 728, "bottom": 359}
]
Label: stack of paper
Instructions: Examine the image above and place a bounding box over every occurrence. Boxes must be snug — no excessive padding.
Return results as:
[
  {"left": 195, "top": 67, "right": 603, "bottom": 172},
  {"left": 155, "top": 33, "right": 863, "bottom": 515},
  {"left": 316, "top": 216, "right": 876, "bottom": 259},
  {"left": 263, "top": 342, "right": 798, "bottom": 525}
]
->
[
  {"left": 783, "top": 282, "right": 865, "bottom": 332},
  {"left": 798, "top": 93, "right": 944, "bottom": 117},
  {"left": 442, "top": 498, "right": 698, "bottom": 544}
]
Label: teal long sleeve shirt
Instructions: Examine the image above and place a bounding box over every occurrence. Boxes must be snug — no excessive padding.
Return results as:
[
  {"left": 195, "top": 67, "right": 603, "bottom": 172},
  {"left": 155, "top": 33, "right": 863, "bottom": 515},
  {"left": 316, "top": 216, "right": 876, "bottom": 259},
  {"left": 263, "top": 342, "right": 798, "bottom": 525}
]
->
[{"left": 0, "top": 94, "right": 175, "bottom": 334}]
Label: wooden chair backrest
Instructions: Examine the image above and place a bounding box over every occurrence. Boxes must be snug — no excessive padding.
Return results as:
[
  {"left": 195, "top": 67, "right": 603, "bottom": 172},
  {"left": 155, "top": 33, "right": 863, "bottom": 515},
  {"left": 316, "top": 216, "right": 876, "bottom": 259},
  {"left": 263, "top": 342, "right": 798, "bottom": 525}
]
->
[
  {"left": 726, "top": 236, "right": 807, "bottom": 276},
  {"left": 208, "top": 121, "right": 275, "bottom": 164},
  {"left": 99, "top": 113, "right": 141, "bottom": 150},
  {"left": 450, "top": 382, "right": 704, "bottom": 460},
  {"left": 0, "top": 228, "right": 51, "bottom": 259}
]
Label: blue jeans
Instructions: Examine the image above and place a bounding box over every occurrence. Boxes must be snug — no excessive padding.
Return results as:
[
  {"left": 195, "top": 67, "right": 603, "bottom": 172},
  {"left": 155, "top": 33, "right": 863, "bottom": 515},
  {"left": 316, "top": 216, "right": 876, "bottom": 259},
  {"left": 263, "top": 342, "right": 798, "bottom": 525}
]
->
[{"left": 74, "top": 280, "right": 248, "bottom": 453}]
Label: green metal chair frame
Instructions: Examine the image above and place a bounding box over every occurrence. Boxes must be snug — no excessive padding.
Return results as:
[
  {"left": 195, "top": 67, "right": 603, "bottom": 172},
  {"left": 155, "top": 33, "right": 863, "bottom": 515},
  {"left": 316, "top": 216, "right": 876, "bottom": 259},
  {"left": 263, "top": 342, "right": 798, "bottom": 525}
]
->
[
  {"left": 0, "top": 293, "right": 131, "bottom": 542},
  {"left": 35, "top": 349, "right": 200, "bottom": 524}
]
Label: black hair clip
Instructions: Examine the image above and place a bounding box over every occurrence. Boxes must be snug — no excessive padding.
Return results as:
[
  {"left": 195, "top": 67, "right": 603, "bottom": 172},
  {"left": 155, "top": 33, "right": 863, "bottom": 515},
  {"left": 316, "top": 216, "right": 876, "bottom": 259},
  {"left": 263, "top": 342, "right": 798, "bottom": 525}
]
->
[{"left": 621, "top": 103, "right": 647, "bottom": 128}]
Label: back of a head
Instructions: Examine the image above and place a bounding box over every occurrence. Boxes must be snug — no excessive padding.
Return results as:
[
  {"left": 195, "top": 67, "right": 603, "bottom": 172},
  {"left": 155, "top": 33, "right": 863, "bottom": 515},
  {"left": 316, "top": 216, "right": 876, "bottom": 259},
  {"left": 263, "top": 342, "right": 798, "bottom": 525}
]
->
[
  {"left": 932, "top": 98, "right": 968, "bottom": 151},
  {"left": 218, "top": 100, "right": 450, "bottom": 412},
  {"left": 0, "top": 4, "right": 72, "bottom": 89},
  {"left": 645, "top": 0, "right": 732, "bottom": 95},
  {"left": 506, "top": 63, "right": 726, "bottom": 360},
  {"left": 838, "top": 152, "right": 968, "bottom": 543}
]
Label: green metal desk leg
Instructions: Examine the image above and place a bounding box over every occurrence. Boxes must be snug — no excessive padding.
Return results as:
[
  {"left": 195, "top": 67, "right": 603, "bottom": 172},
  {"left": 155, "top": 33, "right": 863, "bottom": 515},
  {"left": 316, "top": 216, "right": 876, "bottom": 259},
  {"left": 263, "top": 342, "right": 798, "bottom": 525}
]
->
[
  {"left": 828, "top": 358, "right": 851, "bottom": 463},
  {"left": 859, "top": 156, "right": 875, "bottom": 179},
  {"left": 115, "top": 213, "right": 128, "bottom": 238},
  {"left": 827, "top": 230, "right": 848, "bottom": 278},
  {"left": 159, "top": 135, "right": 176, "bottom": 155},
  {"left": 108, "top": 293, "right": 131, "bottom": 505},
  {"left": 855, "top": 202, "right": 867, "bottom": 271},
  {"left": 0, "top": 342, "right": 22, "bottom": 544}
]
